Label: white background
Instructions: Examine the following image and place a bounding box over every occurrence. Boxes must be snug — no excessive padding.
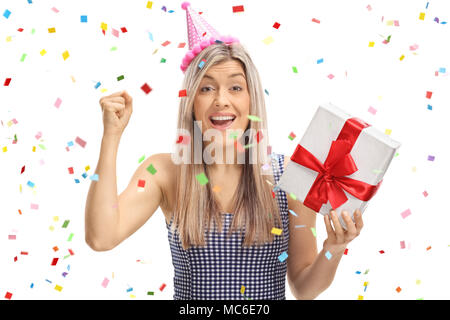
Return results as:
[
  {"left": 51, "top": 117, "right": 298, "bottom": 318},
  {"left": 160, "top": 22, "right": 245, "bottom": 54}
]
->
[{"left": 0, "top": 0, "right": 449, "bottom": 300}]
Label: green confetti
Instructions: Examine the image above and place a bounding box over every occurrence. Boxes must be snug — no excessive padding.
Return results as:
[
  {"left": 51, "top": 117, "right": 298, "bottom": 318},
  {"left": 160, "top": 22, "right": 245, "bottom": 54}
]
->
[
  {"left": 364, "top": 269, "right": 370, "bottom": 275},
  {"left": 160, "top": 58, "right": 166, "bottom": 63},
  {"left": 195, "top": 172, "right": 209, "bottom": 185},
  {"left": 138, "top": 155, "right": 145, "bottom": 163},
  {"left": 63, "top": 254, "right": 70, "bottom": 259},
  {"left": 67, "top": 233, "right": 74, "bottom": 242},
  {"left": 395, "top": 152, "right": 399, "bottom": 157},
  {"left": 243, "top": 143, "right": 255, "bottom": 149},
  {"left": 310, "top": 227, "right": 316, "bottom": 237},
  {"left": 247, "top": 115, "right": 262, "bottom": 122},
  {"left": 110, "top": 46, "right": 117, "bottom": 51},
  {"left": 146, "top": 164, "right": 157, "bottom": 175},
  {"left": 147, "top": 291, "right": 154, "bottom": 295},
  {"left": 117, "top": 75, "right": 124, "bottom": 81},
  {"left": 62, "top": 220, "right": 70, "bottom": 228},
  {"left": 292, "top": 66, "right": 298, "bottom": 73},
  {"left": 31, "top": 28, "right": 35, "bottom": 35},
  {"left": 20, "top": 53, "right": 27, "bottom": 62},
  {"left": 38, "top": 144, "right": 46, "bottom": 150},
  {"left": 228, "top": 131, "right": 239, "bottom": 139},
  {"left": 289, "top": 192, "right": 297, "bottom": 200}
]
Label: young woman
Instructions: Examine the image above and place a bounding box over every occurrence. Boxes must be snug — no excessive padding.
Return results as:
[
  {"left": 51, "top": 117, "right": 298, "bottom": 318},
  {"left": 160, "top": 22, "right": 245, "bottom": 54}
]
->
[{"left": 85, "top": 36, "right": 364, "bottom": 301}]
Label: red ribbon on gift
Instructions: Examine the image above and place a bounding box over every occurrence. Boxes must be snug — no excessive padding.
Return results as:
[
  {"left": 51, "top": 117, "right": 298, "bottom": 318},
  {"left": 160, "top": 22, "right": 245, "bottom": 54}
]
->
[{"left": 290, "top": 117, "right": 382, "bottom": 212}]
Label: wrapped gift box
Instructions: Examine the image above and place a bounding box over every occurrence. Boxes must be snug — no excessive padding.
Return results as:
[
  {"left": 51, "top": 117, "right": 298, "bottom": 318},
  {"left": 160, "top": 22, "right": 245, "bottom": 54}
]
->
[{"left": 276, "top": 102, "right": 401, "bottom": 229}]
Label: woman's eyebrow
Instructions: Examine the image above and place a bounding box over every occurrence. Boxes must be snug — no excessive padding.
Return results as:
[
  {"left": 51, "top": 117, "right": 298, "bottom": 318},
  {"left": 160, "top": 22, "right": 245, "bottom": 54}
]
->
[{"left": 203, "top": 73, "right": 245, "bottom": 80}]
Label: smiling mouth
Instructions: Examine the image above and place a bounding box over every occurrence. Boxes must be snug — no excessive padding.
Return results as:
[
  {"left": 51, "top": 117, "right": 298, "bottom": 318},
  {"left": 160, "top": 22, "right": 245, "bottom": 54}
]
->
[{"left": 209, "top": 115, "right": 236, "bottom": 129}]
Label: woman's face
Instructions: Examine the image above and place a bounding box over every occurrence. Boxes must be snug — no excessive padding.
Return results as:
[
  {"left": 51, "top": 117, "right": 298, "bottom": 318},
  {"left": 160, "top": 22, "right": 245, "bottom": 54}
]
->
[{"left": 193, "top": 59, "right": 250, "bottom": 146}]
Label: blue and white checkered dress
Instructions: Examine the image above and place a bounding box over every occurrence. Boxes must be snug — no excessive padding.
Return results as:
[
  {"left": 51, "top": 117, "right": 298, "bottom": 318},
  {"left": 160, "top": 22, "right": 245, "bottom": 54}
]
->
[{"left": 166, "top": 153, "right": 289, "bottom": 300}]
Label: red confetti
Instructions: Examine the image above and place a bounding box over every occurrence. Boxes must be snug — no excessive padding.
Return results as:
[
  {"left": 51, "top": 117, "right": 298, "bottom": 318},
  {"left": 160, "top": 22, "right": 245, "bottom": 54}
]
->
[
  {"left": 141, "top": 83, "right": 152, "bottom": 94},
  {"left": 4, "top": 78, "right": 12, "bottom": 86},
  {"left": 51, "top": 258, "right": 59, "bottom": 266},
  {"left": 68, "top": 167, "right": 74, "bottom": 174},
  {"left": 120, "top": 27, "right": 127, "bottom": 33},
  {"left": 423, "top": 191, "right": 428, "bottom": 197},
  {"left": 68, "top": 249, "right": 75, "bottom": 255},
  {"left": 18, "top": 28, "right": 24, "bottom": 32},
  {"left": 14, "top": 256, "right": 17, "bottom": 262},
  {"left": 20, "top": 251, "right": 28, "bottom": 255},
  {"left": 232, "top": 5, "right": 244, "bottom": 13},
  {"left": 256, "top": 130, "right": 264, "bottom": 143},
  {"left": 159, "top": 283, "right": 166, "bottom": 291},
  {"left": 161, "top": 40, "right": 171, "bottom": 47},
  {"left": 426, "top": 91, "right": 432, "bottom": 99},
  {"left": 379, "top": 250, "right": 385, "bottom": 254},
  {"left": 178, "top": 89, "right": 187, "bottom": 97},
  {"left": 20, "top": 165, "right": 25, "bottom": 174},
  {"left": 273, "top": 22, "right": 280, "bottom": 29},
  {"left": 137, "top": 179, "right": 146, "bottom": 188},
  {"left": 312, "top": 18, "right": 321, "bottom": 24},
  {"left": 178, "top": 42, "right": 186, "bottom": 48},
  {"left": 271, "top": 190, "right": 276, "bottom": 199},
  {"left": 343, "top": 248, "right": 348, "bottom": 255},
  {"left": 5, "top": 292, "right": 13, "bottom": 300}
]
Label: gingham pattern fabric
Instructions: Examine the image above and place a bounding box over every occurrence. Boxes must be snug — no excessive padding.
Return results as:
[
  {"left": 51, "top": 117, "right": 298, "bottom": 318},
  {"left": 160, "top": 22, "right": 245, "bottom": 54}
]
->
[{"left": 166, "top": 153, "right": 289, "bottom": 300}]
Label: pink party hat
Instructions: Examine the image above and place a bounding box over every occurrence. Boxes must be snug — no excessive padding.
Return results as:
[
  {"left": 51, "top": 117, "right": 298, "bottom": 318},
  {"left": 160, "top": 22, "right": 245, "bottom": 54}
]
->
[{"left": 180, "top": 2, "right": 239, "bottom": 73}]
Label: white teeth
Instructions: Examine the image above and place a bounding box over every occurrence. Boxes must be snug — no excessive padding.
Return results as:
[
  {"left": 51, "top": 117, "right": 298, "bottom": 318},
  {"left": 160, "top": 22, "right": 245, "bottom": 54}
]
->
[{"left": 210, "top": 116, "right": 235, "bottom": 121}]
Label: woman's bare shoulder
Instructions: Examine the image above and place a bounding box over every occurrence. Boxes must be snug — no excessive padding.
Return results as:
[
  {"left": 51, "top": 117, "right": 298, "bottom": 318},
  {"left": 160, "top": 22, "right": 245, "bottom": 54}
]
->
[{"left": 143, "top": 153, "right": 177, "bottom": 181}]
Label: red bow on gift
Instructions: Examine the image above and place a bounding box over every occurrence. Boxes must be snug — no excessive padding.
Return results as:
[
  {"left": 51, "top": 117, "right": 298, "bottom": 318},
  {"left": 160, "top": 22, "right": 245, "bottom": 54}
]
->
[{"left": 290, "top": 117, "right": 382, "bottom": 212}]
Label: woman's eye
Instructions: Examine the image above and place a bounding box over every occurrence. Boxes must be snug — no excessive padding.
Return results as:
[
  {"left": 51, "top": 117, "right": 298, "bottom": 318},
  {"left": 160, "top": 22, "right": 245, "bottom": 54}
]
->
[
  {"left": 232, "top": 86, "right": 242, "bottom": 91},
  {"left": 201, "top": 87, "right": 212, "bottom": 92}
]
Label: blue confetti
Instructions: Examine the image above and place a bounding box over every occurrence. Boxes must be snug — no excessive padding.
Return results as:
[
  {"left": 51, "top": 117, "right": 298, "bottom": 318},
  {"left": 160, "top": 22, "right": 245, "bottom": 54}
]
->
[
  {"left": 288, "top": 209, "right": 298, "bottom": 217},
  {"left": 325, "top": 250, "right": 332, "bottom": 260},
  {"left": 27, "top": 181, "right": 35, "bottom": 188},
  {"left": 278, "top": 251, "right": 288, "bottom": 262},
  {"left": 427, "top": 104, "right": 432, "bottom": 110},
  {"left": 317, "top": 58, "right": 324, "bottom": 64},
  {"left": 67, "top": 141, "right": 74, "bottom": 147},
  {"left": 94, "top": 82, "right": 101, "bottom": 89},
  {"left": 3, "top": 9, "right": 11, "bottom": 19},
  {"left": 80, "top": 15, "right": 88, "bottom": 23},
  {"left": 81, "top": 172, "right": 88, "bottom": 179},
  {"left": 89, "top": 174, "right": 99, "bottom": 181}
]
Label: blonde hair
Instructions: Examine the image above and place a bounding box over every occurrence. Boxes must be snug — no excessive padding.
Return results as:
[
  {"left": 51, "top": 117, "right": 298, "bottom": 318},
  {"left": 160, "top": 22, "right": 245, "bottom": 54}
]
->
[{"left": 172, "top": 41, "right": 281, "bottom": 249}]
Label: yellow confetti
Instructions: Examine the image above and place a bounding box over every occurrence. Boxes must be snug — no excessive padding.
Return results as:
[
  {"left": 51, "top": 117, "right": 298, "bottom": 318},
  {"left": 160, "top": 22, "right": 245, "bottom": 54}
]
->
[
  {"left": 386, "top": 20, "right": 394, "bottom": 26},
  {"left": 412, "top": 166, "right": 417, "bottom": 172},
  {"left": 6, "top": 36, "right": 12, "bottom": 42},
  {"left": 62, "top": 50, "right": 69, "bottom": 60},
  {"left": 40, "top": 49, "right": 46, "bottom": 56},
  {"left": 101, "top": 22, "right": 108, "bottom": 31},
  {"left": 2, "top": 146, "right": 7, "bottom": 152},
  {"left": 262, "top": 36, "right": 274, "bottom": 45},
  {"left": 399, "top": 55, "right": 405, "bottom": 61},
  {"left": 53, "top": 216, "right": 59, "bottom": 222},
  {"left": 419, "top": 12, "right": 425, "bottom": 20},
  {"left": 49, "top": 226, "right": 54, "bottom": 231},
  {"left": 54, "top": 284, "right": 63, "bottom": 292},
  {"left": 363, "top": 281, "right": 369, "bottom": 286},
  {"left": 385, "top": 129, "right": 392, "bottom": 135},
  {"left": 368, "top": 41, "right": 375, "bottom": 47},
  {"left": 416, "top": 279, "right": 421, "bottom": 285},
  {"left": 240, "top": 286, "right": 245, "bottom": 294},
  {"left": 271, "top": 227, "right": 282, "bottom": 236},
  {"left": 85, "top": 165, "right": 90, "bottom": 171},
  {"left": 357, "top": 295, "right": 364, "bottom": 300},
  {"left": 130, "top": 294, "right": 136, "bottom": 298},
  {"left": 32, "top": 146, "right": 36, "bottom": 152},
  {"left": 48, "top": 27, "right": 56, "bottom": 33},
  {"left": 146, "top": 1, "right": 153, "bottom": 9}
]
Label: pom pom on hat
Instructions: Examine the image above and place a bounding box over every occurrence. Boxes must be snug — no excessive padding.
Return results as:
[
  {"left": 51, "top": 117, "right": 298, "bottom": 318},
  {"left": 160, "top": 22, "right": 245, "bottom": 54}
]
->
[{"left": 181, "top": 2, "right": 190, "bottom": 10}]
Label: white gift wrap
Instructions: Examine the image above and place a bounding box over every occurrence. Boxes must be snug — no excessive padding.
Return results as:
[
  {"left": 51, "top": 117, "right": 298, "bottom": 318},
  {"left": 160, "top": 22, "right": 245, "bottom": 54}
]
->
[{"left": 276, "top": 103, "right": 401, "bottom": 229}]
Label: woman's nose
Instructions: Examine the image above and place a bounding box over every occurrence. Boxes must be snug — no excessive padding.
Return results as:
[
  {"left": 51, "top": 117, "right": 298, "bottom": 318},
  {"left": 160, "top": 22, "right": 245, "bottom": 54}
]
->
[{"left": 214, "top": 90, "right": 230, "bottom": 107}]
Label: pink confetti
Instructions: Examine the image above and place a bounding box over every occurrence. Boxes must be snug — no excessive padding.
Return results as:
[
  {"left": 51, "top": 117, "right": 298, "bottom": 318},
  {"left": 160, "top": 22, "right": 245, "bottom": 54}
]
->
[
  {"left": 409, "top": 44, "right": 419, "bottom": 51},
  {"left": 400, "top": 241, "right": 405, "bottom": 249},
  {"left": 394, "top": 20, "right": 400, "bottom": 26},
  {"left": 101, "top": 277, "right": 109, "bottom": 288},
  {"left": 400, "top": 209, "right": 411, "bottom": 219},
  {"left": 30, "top": 203, "right": 39, "bottom": 210},
  {"left": 367, "top": 5, "right": 372, "bottom": 11},
  {"left": 54, "top": 97, "right": 62, "bottom": 109},
  {"left": 75, "top": 136, "right": 87, "bottom": 148},
  {"left": 35, "top": 131, "right": 42, "bottom": 140},
  {"left": 51, "top": 7, "right": 59, "bottom": 13},
  {"left": 8, "top": 235, "right": 16, "bottom": 240},
  {"left": 112, "top": 28, "right": 119, "bottom": 38},
  {"left": 327, "top": 74, "right": 335, "bottom": 79},
  {"left": 423, "top": 191, "right": 428, "bottom": 197},
  {"left": 368, "top": 106, "right": 377, "bottom": 115}
]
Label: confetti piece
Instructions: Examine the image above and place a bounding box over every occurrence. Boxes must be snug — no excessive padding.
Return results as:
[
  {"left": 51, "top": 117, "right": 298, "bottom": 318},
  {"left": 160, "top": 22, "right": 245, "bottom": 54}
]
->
[
  {"left": 292, "top": 66, "right": 298, "bottom": 73},
  {"left": 416, "top": 280, "right": 421, "bottom": 285},
  {"left": 3, "top": 9, "right": 11, "bottom": 19},
  {"left": 137, "top": 179, "right": 146, "bottom": 188},
  {"left": 30, "top": 203, "right": 39, "bottom": 210},
  {"left": 67, "top": 233, "right": 74, "bottom": 242},
  {"left": 367, "top": 106, "right": 378, "bottom": 116},
  {"left": 146, "top": 1, "right": 153, "bottom": 9},
  {"left": 295, "top": 225, "right": 305, "bottom": 228},
  {"left": 51, "top": 258, "right": 59, "bottom": 266},
  {"left": 344, "top": 248, "right": 348, "bottom": 255},
  {"left": 247, "top": 115, "right": 261, "bottom": 122},
  {"left": 117, "top": 75, "right": 124, "bottom": 81},
  {"left": 327, "top": 74, "right": 335, "bottom": 79},
  {"left": 426, "top": 245, "right": 432, "bottom": 251},
  {"left": 146, "top": 164, "right": 157, "bottom": 175},
  {"left": 357, "top": 295, "right": 364, "bottom": 300},
  {"left": 317, "top": 58, "right": 324, "bottom": 64},
  {"left": 423, "top": 191, "right": 428, "bottom": 197},
  {"left": 54, "top": 285, "right": 63, "bottom": 292},
  {"left": 80, "top": 15, "right": 87, "bottom": 23},
  {"left": 271, "top": 227, "right": 282, "bottom": 236},
  {"left": 368, "top": 41, "right": 375, "bottom": 47},
  {"left": 426, "top": 91, "right": 433, "bottom": 99},
  {"left": 262, "top": 36, "right": 274, "bottom": 45},
  {"left": 232, "top": 5, "right": 244, "bottom": 13},
  {"left": 240, "top": 286, "right": 245, "bottom": 294},
  {"left": 159, "top": 283, "right": 166, "bottom": 291},
  {"left": 273, "top": 22, "right": 281, "bottom": 29},
  {"left": 400, "top": 241, "right": 405, "bottom": 249},
  {"left": 101, "top": 277, "right": 109, "bottom": 288},
  {"left": 198, "top": 59, "right": 206, "bottom": 69},
  {"left": 379, "top": 250, "right": 385, "bottom": 254},
  {"left": 310, "top": 227, "right": 316, "bottom": 237},
  {"left": 5, "top": 292, "right": 13, "bottom": 300},
  {"left": 288, "top": 132, "right": 296, "bottom": 140},
  {"left": 62, "top": 220, "right": 70, "bottom": 228},
  {"left": 195, "top": 173, "right": 209, "bottom": 185},
  {"left": 179, "top": 89, "right": 187, "bottom": 97},
  {"left": 410, "top": 44, "right": 419, "bottom": 51},
  {"left": 62, "top": 50, "right": 69, "bottom": 60},
  {"left": 8, "top": 235, "right": 16, "bottom": 240},
  {"left": 73, "top": 137, "right": 86, "bottom": 149},
  {"left": 356, "top": 271, "right": 361, "bottom": 274},
  {"left": 312, "top": 18, "right": 320, "bottom": 24},
  {"left": 288, "top": 209, "right": 298, "bottom": 217},
  {"left": 427, "top": 155, "right": 435, "bottom": 161},
  {"left": 385, "top": 129, "right": 392, "bottom": 135},
  {"left": 401, "top": 209, "right": 411, "bottom": 219},
  {"left": 396, "top": 286, "right": 402, "bottom": 293},
  {"left": 419, "top": 12, "right": 425, "bottom": 20},
  {"left": 427, "top": 105, "right": 432, "bottom": 110},
  {"left": 289, "top": 193, "right": 297, "bottom": 200},
  {"left": 4, "top": 78, "right": 12, "bottom": 86},
  {"left": 325, "top": 251, "right": 332, "bottom": 260},
  {"left": 147, "top": 291, "right": 154, "bottom": 295},
  {"left": 278, "top": 251, "right": 288, "bottom": 262}
]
